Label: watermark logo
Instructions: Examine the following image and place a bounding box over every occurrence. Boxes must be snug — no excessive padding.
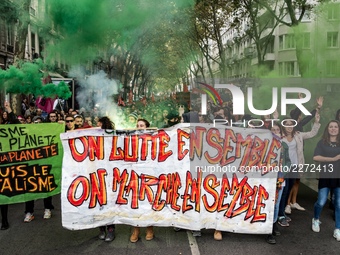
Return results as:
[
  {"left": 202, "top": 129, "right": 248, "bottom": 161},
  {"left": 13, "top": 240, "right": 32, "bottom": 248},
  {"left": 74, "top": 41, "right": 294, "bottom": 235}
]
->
[{"left": 198, "top": 83, "right": 311, "bottom": 128}]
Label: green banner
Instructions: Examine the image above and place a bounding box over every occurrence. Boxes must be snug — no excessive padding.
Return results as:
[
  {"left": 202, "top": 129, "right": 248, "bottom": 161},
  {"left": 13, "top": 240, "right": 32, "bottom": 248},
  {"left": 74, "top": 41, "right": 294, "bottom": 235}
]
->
[{"left": 0, "top": 123, "right": 64, "bottom": 204}]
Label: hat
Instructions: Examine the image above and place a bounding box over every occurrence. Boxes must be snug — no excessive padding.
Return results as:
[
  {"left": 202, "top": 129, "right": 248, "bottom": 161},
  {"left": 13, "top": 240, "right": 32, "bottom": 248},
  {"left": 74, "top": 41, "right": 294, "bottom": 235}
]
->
[
  {"left": 129, "top": 112, "right": 138, "bottom": 120},
  {"left": 32, "top": 116, "right": 43, "bottom": 122},
  {"left": 166, "top": 111, "right": 180, "bottom": 120}
]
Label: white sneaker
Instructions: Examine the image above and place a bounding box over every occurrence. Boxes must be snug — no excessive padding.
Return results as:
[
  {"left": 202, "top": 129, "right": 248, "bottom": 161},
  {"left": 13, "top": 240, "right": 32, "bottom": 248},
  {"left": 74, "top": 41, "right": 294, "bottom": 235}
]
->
[
  {"left": 285, "top": 205, "right": 291, "bottom": 214},
  {"left": 24, "top": 213, "right": 34, "bottom": 223},
  {"left": 333, "top": 229, "right": 340, "bottom": 241},
  {"left": 312, "top": 218, "right": 321, "bottom": 232},
  {"left": 290, "top": 203, "right": 305, "bottom": 211},
  {"left": 43, "top": 209, "right": 52, "bottom": 219}
]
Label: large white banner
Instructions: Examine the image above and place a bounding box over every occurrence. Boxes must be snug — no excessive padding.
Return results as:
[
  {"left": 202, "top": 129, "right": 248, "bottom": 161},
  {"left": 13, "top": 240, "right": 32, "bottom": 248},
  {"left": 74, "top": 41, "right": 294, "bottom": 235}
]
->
[{"left": 60, "top": 124, "right": 280, "bottom": 234}]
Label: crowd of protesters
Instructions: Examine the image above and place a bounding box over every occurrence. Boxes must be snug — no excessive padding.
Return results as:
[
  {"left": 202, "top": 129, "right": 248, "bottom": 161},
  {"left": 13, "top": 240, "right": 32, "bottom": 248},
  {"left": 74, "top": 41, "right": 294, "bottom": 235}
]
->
[{"left": 1, "top": 90, "right": 340, "bottom": 245}]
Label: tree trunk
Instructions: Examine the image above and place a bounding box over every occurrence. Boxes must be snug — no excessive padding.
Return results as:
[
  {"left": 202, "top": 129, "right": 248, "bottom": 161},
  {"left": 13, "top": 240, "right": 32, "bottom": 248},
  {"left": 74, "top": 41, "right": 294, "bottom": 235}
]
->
[
  {"left": 293, "top": 28, "right": 307, "bottom": 77},
  {"left": 14, "top": 0, "right": 31, "bottom": 63}
]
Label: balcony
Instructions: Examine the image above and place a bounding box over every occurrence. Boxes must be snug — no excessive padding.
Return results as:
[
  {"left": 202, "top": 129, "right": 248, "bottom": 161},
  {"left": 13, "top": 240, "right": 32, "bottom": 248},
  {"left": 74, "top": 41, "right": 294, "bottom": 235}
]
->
[
  {"left": 244, "top": 47, "right": 254, "bottom": 58},
  {"left": 264, "top": 53, "right": 275, "bottom": 61}
]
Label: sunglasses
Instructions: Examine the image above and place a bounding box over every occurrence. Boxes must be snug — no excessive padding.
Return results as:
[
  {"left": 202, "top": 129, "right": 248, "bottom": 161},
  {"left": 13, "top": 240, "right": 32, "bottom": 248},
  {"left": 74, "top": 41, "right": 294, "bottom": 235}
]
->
[{"left": 65, "top": 120, "right": 74, "bottom": 123}]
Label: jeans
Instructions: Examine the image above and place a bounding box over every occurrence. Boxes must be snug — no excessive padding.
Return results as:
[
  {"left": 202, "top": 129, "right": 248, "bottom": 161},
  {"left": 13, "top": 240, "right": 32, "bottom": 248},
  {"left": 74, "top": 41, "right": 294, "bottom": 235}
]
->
[
  {"left": 314, "top": 187, "right": 340, "bottom": 229},
  {"left": 274, "top": 186, "right": 284, "bottom": 223},
  {"left": 25, "top": 197, "right": 54, "bottom": 213},
  {"left": 278, "top": 178, "right": 295, "bottom": 217}
]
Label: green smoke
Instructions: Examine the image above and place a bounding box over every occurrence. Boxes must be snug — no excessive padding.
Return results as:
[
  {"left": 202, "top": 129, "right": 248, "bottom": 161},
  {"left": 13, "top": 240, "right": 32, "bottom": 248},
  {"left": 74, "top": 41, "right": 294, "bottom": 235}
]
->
[
  {"left": 0, "top": 60, "right": 71, "bottom": 99},
  {"left": 43, "top": 0, "right": 195, "bottom": 73}
]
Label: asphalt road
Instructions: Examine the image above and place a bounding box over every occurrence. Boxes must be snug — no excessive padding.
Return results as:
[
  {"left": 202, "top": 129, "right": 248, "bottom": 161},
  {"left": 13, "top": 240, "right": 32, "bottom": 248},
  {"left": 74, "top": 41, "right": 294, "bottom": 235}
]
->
[{"left": 0, "top": 180, "right": 339, "bottom": 255}]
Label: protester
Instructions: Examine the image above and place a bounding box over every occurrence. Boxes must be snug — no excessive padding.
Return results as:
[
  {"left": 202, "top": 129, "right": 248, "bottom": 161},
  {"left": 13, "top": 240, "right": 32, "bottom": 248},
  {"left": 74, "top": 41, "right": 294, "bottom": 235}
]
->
[
  {"left": 74, "top": 114, "right": 84, "bottom": 128},
  {"left": 266, "top": 122, "right": 291, "bottom": 244},
  {"left": 24, "top": 114, "right": 59, "bottom": 222},
  {"left": 97, "top": 116, "right": 116, "bottom": 242},
  {"left": 0, "top": 101, "right": 20, "bottom": 230},
  {"left": 24, "top": 102, "right": 37, "bottom": 118},
  {"left": 130, "top": 118, "right": 155, "bottom": 242},
  {"left": 312, "top": 120, "right": 340, "bottom": 241},
  {"left": 65, "top": 114, "right": 75, "bottom": 131},
  {"left": 278, "top": 113, "right": 321, "bottom": 227}
]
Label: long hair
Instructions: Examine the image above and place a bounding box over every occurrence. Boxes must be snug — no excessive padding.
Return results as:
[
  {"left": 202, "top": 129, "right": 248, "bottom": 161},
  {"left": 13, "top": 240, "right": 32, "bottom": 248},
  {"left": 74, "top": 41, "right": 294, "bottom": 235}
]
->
[
  {"left": 281, "top": 118, "right": 297, "bottom": 137},
  {"left": 98, "top": 116, "right": 115, "bottom": 129},
  {"left": 335, "top": 109, "right": 340, "bottom": 121},
  {"left": 268, "top": 121, "right": 283, "bottom": 137},
  {"left": 322, "top": 120, "right": 340, "bottom": 145}
]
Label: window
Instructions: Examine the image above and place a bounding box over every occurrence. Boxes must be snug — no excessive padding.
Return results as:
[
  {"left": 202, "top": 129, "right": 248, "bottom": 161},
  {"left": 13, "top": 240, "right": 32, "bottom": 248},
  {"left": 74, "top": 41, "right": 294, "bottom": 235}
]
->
[
  {"left": 278, "top": 62, "right": 295, "bottom": 76},
  {"left": 327, "top": 32, "right": 338, "bottom": 48},
  {"left": 328, "top": 5, "right": 340, "bottom": 20},
  {"left": 279, "top": 62, "right": 283, "bottom": 76},
  {"left": 326, "top": 60, "right": 338, "bottom": 76},
  {"left": 30, "top": 7, "right": 36, "bottom": 16},
  {"left": 303, "top": 33, "right": 310, "bottom": 48},
  {"left": 285, "top": 61, "right": 295, "bottom": 76},
  {"left": 279, "top": 35, "right": 283, "bottom": 50},
  {"left": 279, "top": 34, "right": 295, "bottom": 50},
  {"left": 285, "top": 34, "right": 295, "bottom": 49}
]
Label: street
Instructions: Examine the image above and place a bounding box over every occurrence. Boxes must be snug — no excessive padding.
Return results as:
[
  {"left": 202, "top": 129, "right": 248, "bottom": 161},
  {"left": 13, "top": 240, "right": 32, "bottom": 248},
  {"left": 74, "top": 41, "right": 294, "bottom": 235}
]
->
[{"left": 0, "top": 180, "right": 339, "bottom": 255}]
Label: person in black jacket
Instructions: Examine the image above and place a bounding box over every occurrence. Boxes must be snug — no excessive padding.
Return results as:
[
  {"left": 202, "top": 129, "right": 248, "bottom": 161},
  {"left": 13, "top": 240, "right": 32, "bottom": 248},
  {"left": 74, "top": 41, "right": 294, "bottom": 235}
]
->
[{"left": 0, "top": 101, "right": 20, "bottom": 230}]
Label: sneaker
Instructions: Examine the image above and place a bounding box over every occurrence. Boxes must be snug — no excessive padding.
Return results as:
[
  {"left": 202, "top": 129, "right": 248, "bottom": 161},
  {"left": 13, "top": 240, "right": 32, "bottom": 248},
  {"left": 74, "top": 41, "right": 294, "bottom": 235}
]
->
[
  {"left": 285, "top": 215, "right": 292, "bottom": 222},
  {"left": 192, "top": 230, "right": 201, "bottom": 237},
  {"left": 266, "top": 234, "right": 276, "bottom": 244},
  {"left": 333, "top": 229, "right": 340, "bottom": 241},
  {"left": 290, "top": 203, "right": 305, "bottom": 211},
  {"left": 24, "top": 213, "right": 34, "bottom": 223},
  {"left": 105, "top": 228, "right": 115, "bottom": 242},
  {"left": 43, "top": 209, "right": 52, "bottom": 219},
  {"left": 98, "top": 227, "right": 106, "bottom": 240},
  {"left": 312, "top": 218, "right": 321, "bottom": 232},
  {"left": 278, "top": 217, "right": 289, "bottom": 227},
  {"left": 285, "top": 205, "right": 291, "bottom": 214}
]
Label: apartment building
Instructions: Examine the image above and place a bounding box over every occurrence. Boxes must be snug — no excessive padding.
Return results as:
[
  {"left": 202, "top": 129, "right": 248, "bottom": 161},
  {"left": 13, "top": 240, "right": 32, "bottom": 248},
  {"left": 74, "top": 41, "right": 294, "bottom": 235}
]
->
[
  {"left": 203, "top": 1, "right": 340, "bottom": 85},
  {"left": 0, "top": 0, "right": 16, "bottom": 69}
]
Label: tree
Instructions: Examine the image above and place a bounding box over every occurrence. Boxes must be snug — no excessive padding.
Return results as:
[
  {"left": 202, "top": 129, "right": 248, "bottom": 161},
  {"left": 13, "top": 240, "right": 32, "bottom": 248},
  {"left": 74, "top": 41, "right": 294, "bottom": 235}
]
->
[
  {"left": 253, "top": 0, "right": 321, "bottom": 77},
  {"left": 13, "top": 0, "right": 31, "bottom": 63},
  {"left": 232, "top": 0, "right": 282, "bottom": 70},
  {"left": 193, "top": 0, "right": 234, "bottom": 80}
]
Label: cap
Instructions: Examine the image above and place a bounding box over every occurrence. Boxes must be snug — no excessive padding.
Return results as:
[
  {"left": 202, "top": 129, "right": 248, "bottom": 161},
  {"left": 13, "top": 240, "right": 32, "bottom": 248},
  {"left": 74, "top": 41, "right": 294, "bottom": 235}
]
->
[{"left": 129, "top": 112, "right": 138, "bottom": 120}]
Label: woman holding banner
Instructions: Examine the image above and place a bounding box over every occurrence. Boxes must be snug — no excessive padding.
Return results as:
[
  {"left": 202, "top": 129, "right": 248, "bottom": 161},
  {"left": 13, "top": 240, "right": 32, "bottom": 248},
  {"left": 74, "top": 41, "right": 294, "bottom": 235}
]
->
[
  {"left": 97, "top": 116, "right": 116, "bottom": 242},
  {"left": 130, "top": 118, "right": 155, "bottom": 243},
  {"left": 312, "top": 120, "right": 340, "bottom": 241}
]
